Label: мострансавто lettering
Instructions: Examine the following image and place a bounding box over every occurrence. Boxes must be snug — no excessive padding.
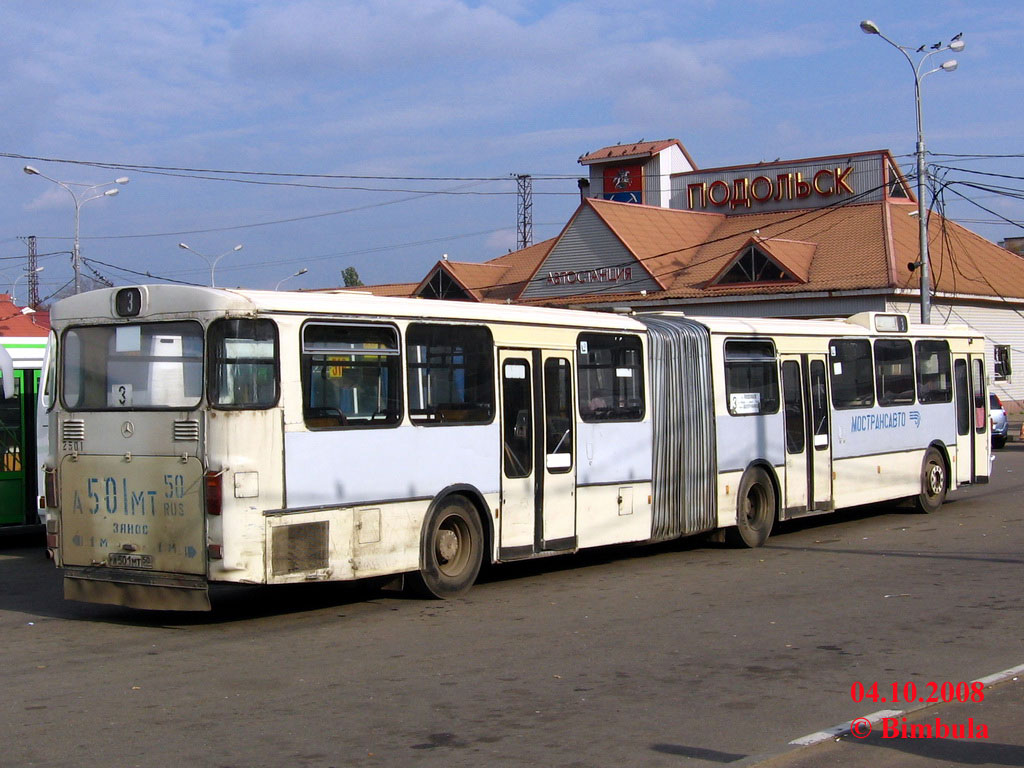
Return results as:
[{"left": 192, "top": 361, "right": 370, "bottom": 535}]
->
[{"left": 850, "top": 411, "right": 912, "bottom": 433}]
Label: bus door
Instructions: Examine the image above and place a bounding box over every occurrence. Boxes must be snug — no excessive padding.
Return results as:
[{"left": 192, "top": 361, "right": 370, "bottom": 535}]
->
[
  {"left": 780, "top": 354, "right": 832, "bottom": 518},
  {"left": 954, "top": 354, "right": 989, "bottom": 483},
  {"left": 498, "top": 350, "right": 577, "bottom": 559},
  {"left": 0, "top": 369, "right": 37, "bottom": 525}
]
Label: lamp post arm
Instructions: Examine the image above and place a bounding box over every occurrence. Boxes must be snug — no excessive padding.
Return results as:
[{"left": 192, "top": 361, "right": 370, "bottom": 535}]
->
[
  {"left": 211, "top": 254, "right": 225, "bottom": 288},
  {"left": 26, "top": 168, "right": 75, "bottom": 201}
]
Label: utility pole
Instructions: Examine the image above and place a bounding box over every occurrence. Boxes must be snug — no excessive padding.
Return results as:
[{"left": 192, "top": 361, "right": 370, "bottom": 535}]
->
[
  {"left": 515, "top": 174, "right": 533, "bottom": 250},
  {"left": 27, "top": 235, "right": 39, "bottom": 308},
  {"left": 859, "top": 21, "right": 964, "bottom": 324}
]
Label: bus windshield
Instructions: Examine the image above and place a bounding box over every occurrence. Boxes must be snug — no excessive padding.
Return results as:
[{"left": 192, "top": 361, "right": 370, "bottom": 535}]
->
[{"left": 61, "top": 321, "right": 204, "bottom": 410}]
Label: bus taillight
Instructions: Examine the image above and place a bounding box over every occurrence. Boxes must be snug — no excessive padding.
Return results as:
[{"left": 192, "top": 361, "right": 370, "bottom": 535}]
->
[
  {"left": 204, "top": 471, "right": 223, "bottom": 516},
  {"left": 44, "top": 468, "right": 59, "bottom": 510}
]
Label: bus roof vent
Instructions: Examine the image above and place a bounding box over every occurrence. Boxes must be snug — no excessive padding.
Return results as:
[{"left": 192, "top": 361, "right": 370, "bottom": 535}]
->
[{"left": 846, "top": 312, "right": 909, "bottom": 333}]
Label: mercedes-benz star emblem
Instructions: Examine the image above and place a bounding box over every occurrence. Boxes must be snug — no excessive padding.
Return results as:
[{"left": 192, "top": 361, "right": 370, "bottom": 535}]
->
[{"left": 121, "top": 421, "right": 135, "bottom": 438}]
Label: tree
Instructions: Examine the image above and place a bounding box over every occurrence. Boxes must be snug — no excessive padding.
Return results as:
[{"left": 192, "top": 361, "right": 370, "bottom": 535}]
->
[{"left": 342, "top": 266, "right": 363, "bottom": 287}]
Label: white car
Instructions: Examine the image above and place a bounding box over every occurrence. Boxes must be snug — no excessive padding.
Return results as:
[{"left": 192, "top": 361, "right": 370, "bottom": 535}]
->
[{"left": 990, "top": 393, "right": 1008, "bottom": 449}]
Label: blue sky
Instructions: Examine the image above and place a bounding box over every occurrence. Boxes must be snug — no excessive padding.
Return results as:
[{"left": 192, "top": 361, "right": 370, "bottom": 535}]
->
[{"left": 2, "top": 0, "right": 1021, "bottom": 300}]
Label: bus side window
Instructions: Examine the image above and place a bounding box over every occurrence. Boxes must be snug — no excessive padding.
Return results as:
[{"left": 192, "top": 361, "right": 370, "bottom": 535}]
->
[
  {"left": 915, "top": 340, "right": 952, "bottom": 404},
  {"left": 406, "top": 324, "right": 493, "bottom": 425},
  {"left": 829, "top": 339, "right": 874, "bottom": 409},
  {"left": 576, "top": 333, "right": 645, "bottom": 421},
  {"left": 723, "top": 340, "right": 779, "bottom": 416},
  {"left": 874, "top": 339, "right": 915, "bottom": 406},
  {"left": 302, "top": 323, "right": 402, "bottom": 429},
  {"left": 209, "top": 319, "right": 279, "bottom": 409}
]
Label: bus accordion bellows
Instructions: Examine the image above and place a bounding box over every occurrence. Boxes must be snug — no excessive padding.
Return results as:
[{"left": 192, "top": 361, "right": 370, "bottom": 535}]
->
[{"left": 41, "top": 285, "right": 991, "bottom": 610}]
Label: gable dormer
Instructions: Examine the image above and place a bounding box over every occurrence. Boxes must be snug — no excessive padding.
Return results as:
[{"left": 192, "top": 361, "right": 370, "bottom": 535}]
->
[
  {"left": 708, "top": 237, "right": 815, "bottom": 287},
  {"left": 415, "top": 262, "right": 473, "bottom": 301}
]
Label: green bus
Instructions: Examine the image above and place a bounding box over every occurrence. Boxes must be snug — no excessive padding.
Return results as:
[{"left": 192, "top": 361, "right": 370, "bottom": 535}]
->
[{"left": 0, "top": 341, "right": 47, "bottom": 532}]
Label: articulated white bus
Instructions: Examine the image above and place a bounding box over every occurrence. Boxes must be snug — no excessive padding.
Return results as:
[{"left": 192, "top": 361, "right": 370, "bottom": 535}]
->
[{"left": 41, "top": 286, "right": 990, "bottom": 610}]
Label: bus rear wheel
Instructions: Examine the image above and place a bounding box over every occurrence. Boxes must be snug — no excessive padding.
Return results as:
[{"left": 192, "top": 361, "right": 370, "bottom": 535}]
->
[
  {"left": 408, "top": 496, "right": 483, "bottom": 599},
  {"left": 915, "top": 447, "right": 947, "bottom": 514},
  {"left": 732, "top": 467, "right": 775, "bottom": 548}
]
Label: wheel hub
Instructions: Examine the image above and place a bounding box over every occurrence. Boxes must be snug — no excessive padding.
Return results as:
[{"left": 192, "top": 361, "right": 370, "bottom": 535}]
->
[{"left": 437, "top": 529, "right": 459, "bottom": 563}]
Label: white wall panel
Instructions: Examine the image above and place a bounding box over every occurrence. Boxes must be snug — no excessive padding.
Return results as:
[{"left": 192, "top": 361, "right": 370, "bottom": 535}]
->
[{"left": 284, "top": 424, "right": 500, "bottom": 509}]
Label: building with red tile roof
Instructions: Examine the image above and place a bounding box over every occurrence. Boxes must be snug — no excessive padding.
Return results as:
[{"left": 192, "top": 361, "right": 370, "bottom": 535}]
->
[
  {"left": 0, "top": 294, "right": 49, "bottom": 338},
  {"left": 355, "top": 144, "right": 1024, "bottom": 408}
]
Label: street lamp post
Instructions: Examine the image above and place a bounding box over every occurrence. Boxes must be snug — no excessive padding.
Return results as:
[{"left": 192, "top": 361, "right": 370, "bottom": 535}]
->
[
  {"left": 10, "top": 266, "right": 44, "bottom": 307},
  {"left": 859, "top": 20, "right": 964, "bottom": 325},
  {"left": 178, "top": 242, "right": 243, "bottom": 288},
  {"left": 23, "top": 166, "right": 129, "bottom": 295},
  {"left": 274, "top": 268, "right": 308, "bottom": 291}
]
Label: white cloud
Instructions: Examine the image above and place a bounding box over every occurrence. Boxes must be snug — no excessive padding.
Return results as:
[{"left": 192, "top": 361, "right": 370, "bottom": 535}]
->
[{"left": 3, "top": 0, "right": 1020, "bottom": 286}]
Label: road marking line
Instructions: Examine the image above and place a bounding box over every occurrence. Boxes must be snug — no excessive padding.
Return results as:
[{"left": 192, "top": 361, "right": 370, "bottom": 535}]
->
[
  {"left": 973, "top": 662, "right": 1024, "bottom": 687},
  {"left": 788, "top": 661, "right": 1024, "bottom": 747},
  {"left": 790, "top": 710, "right": 901, "bottom": 746}
]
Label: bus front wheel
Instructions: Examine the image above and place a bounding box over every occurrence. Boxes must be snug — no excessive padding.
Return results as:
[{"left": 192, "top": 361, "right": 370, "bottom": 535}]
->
[
  {"left": 732, "top": 467, "right": 776, "bottom": 548},
  {"left": 409, "top": 496, "right": 484, "bottom": 599},
  {"left": 915, "top": 447, "right": 947, "bottom": 514}
]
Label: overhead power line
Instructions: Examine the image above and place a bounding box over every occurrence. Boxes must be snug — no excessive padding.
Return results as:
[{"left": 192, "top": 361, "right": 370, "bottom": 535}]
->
[
  {"left": 0, "top": 151, "right": 580, "bottom": 182},
  {"left": 82, "top": 257, "right": 202, "bottom": 287}
]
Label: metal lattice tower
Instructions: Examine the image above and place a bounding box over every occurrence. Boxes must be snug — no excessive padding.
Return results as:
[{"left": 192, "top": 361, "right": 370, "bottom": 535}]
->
[
  {"left": 26, "top": 235, "right": 40, "bottom": 308},
  {"left": 515, "top": 174, "right": 533, "bottom": 250}
]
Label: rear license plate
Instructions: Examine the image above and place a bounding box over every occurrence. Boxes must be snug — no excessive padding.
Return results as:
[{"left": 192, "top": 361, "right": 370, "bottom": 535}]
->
[{"left": 107, "top": 553, "right": 154, "bottom": 569}]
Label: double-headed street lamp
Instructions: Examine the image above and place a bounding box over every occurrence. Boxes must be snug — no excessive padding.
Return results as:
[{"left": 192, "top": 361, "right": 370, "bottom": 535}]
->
[
  {"left": 178, "top": 242, "right": 243, "bottom": 288},
  {"left": 23, "top": 166, "right": 129, "bottom": 295},
  {"left": 859, "top": 20, "right": 964, "bottom": 325}
]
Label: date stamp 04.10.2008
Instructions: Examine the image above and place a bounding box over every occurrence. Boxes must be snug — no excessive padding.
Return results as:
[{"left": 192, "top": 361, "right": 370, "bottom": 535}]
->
[{"left": 848, "top": 681, "right": 989, "bottom": 740}]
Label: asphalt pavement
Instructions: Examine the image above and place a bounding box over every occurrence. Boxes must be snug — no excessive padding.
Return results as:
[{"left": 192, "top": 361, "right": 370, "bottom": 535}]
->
[
  {"left": 747, "top": 427, "right": 1024, "bottom": 768},
  {"left": 750, "top": 674, "right": 1024, "bottom": 767},
  {"left": 3, "top": 436, "right": 1022, "bottom": 768}
]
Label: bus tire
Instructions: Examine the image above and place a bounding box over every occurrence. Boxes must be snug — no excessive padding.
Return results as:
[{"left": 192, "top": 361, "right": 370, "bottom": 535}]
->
[
  {"left": 408, "top": 495, "right": 483, "bottom": 599},
  {"left": 732, "top": 467, "right": 775, "bottom": 548},
  {"left": 915, "top": 447, "right": 947, "bottom": 513}
]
